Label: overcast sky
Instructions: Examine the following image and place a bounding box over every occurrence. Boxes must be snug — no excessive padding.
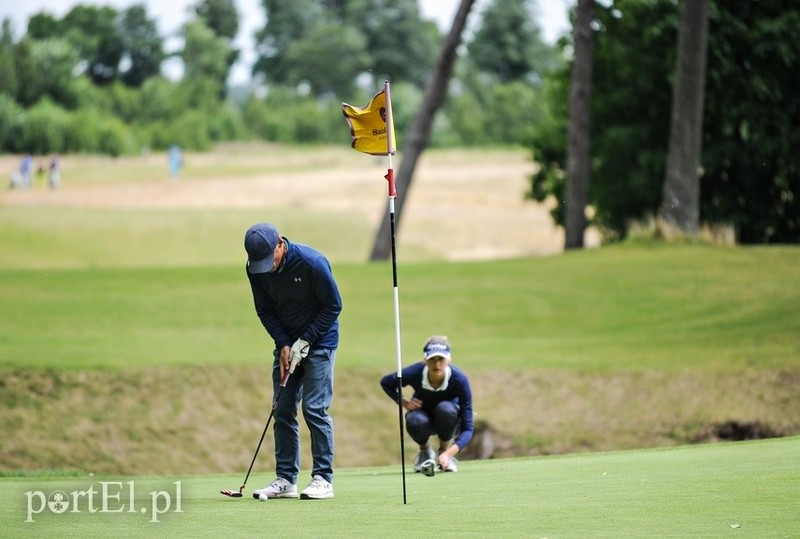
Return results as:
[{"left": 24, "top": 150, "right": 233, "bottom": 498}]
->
[{"left": 0, "top": 0, "right": 570, "bottom": 85}]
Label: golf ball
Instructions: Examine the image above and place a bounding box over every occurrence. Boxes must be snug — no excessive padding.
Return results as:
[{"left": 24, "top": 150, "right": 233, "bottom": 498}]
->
[{"left": 258, "top": 493, "right": 270, "bottom": 501}]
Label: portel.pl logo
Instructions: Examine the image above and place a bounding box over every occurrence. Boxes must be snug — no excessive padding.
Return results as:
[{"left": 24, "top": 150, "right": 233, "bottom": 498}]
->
[{"left": 24, "top": 480, "right": 183, "bottom": 523}]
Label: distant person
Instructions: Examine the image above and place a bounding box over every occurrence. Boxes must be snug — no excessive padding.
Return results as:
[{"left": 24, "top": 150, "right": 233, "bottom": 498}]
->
[
  {"left": 167, "top": 144, "right": 183, "bottom": 178},
  {"left": 48, "top": 155, "right": 61, "bottom": 189},
  {"left": 9, "top": 169, "right": 21, "bottom": 189},
  {"left": 36, "top": 161, "right": 46, "bottom": 185},
  {"left": 380, "top": 335, "right": 474, "bottom": 473},
  {"left": 245, "top": 222, "right": 343, "bottom": 500},
  {"left": 19, "top": 153, "right": 33, "bottom": 188}
]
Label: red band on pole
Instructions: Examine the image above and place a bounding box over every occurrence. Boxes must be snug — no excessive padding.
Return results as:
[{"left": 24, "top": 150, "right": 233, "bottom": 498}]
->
[{"left": 385, "top": 169, "right": 396, "bottom": 198}]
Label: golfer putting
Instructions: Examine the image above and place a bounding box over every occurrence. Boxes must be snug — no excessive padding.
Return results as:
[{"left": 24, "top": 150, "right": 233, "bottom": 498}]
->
[
  {"left": 220, "top": 353, "right": 300, "bottom": 498},
  {"left": 222, "top": 222, "right": 342, "bottom": 501},
  {"left": 380, "top": 336, "right": 475, "bottom": 474}
]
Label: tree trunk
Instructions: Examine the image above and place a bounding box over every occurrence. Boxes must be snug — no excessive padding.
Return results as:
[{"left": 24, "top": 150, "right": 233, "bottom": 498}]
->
[
  {"left": 658, "top": 0, "right": 709, "bottom": 237},
  {"left": 564, "top": 0, "right": 595, "bottom": 250},
  {"left": 369, "top": 0, "right": 475, "bottom": 261}
]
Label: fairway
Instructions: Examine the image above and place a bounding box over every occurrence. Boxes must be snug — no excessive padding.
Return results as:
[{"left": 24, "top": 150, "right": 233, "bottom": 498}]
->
[
  {"left": 2, "top": 437, "right": 798, "bottom": 538},
  {"left": 0, "top": 146, "right": 565, "bottom": 265}
]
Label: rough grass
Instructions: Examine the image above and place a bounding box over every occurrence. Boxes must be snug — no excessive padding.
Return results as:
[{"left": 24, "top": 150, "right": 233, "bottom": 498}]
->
[{"left": 1, "top": 366, "right": 798, "bottom": 476}]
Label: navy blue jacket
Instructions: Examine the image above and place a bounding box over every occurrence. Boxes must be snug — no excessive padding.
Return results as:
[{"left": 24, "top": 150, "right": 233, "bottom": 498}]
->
[
  {"left": 380, "top": 362, "right": 474, "bottom": 450},
  {"left": 247, "top": 238, "right": 342, "bottom": 351}
]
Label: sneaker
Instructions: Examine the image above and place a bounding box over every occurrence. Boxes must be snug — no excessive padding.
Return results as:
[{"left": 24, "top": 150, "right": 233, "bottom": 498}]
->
[
  {"left": 413, "top": 447, "right": 437, "bottom": 472},
  {"left": 252, "top": 477, "right": 298, "bottom": 500},
  {"left": 443, "top": 457, "right": 458, "bottom": 472},
  {"left": 300, "top": 475, "right": 334, "bottom": 499}
]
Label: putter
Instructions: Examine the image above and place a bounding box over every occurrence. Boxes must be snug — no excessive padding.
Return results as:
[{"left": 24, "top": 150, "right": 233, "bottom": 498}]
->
[
  {"left": 420, "top": 459, "right": 439, "bottom": 477},
  {"left": 221, "top": 364, "right": 294, "bottom": 498}
]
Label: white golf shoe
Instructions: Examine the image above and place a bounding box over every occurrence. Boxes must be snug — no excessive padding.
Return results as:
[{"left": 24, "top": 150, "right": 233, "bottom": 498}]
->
[
  {"left": 413, "top": 447, "right": 437, "bottom": 472},
  {"left": 252, "top": 477, "right": 298, "bottom": 500},
  {"left": 300, "top": 475, "right": 334, "bottom": 499},
  {"left": 443, "top": 457, "right": 458, "bottom": 472}
]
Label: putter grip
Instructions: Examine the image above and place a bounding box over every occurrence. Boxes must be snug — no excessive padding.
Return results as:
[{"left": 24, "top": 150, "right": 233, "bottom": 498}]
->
[{"left": 279, "top": 369, "right": 290, "bottom": 387}]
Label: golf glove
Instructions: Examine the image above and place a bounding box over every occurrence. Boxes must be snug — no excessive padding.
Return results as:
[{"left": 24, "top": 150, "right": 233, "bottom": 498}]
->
[{"left": 289, "top": 339, "right": 310, "bottom": 374}]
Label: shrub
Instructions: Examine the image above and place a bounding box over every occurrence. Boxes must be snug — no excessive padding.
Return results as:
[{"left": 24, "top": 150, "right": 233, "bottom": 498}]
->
[
  {"left": 0, "top": 94, "right": 26, "bottom": 153},
  {"left": 67, "top": 109, "right": 104, "bottom": 153},
  {"left": 21, "top": 99, "right": 71, "bottom": 153},
  {"left": 97, "top": 117, "right": 136, "bottom": 156},
  {"left": 206, "top": 103, "right": 248, "bottom": 142},
  {"left": 169, "top": 110, "right": 211, "bottom": 151}
]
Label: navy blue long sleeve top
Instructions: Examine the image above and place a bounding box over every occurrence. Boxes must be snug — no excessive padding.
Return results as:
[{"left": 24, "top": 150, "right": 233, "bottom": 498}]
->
[
  {"left": 246, "top": 238, "right": 342, "bottom": 351},
  {"left": 380, "top": 362, "right": 474, "bottom": 450}
]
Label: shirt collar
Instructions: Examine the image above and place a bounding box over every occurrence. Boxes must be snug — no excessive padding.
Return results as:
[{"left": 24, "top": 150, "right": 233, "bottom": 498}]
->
[
  {"left": 421, "top": 365, "right": 452, "bottom": 391},
  {"left": 276, "top": 237, "right": 290, "bottom": 273}
]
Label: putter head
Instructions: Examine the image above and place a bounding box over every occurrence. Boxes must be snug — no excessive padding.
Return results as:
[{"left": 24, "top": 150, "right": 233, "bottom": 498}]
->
[
  {"left": 220, "top": 488, "right": 244, "bottom": 498},
  {"left": 420, "top": 459, "right": 438, "bottom": 477}
]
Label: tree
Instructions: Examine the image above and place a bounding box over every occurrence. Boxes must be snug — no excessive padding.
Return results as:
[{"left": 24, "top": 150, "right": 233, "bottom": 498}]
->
[
  {"left": 180, "top": 19, "right": 231, "bottom": 105},
  {"left": 0, "top": 19, "right": 17, "bottom": 99},
  {"left": 26, "top": 13, "right": 62, "bottom": 40},
  {"left": 528, "top": 0, "right": 799, "bottom": 244},
  {"left": 564, "top": 0, "right": 595, "bottom": 249},
  {"left": 194, "top": 0, "right": 239, "bottom": 39},
  {"left": 370, "top": 0, "right": 476, "bottom": 260},
  {"left": 0, "top": 18, "right": 14, "bottom": 46},
  {"left": 658, "top": 0, "right": 709, "bottom": 237},
  {"left": 444, "top": 0, "right": 560, "bottom": 147},
  {"left": 468, "top": 0, "right": 557, "bottom": 84},
  {"left": 700, "top": 0, "right": 799, "bottom": 243},
  {"left": 252, "top": 0, "right": 326, "bottom": 85},
  {"left": 284, "top": 23, "right": 370, "bottom": 96},
  {"left": 253, "top": 0, "right": 439, "bottom": 91},
  {"left": 527, "top": 0, "right": 679, "bottom": 239},
  {"left": 118, "top": 5, "right": 164, "bottom": 87},
  {"left": 340, "top": 0, "right": 439, "bottom": 88},
  {"left": 581, "top": 0, "right": 678, "bottom": 238},
  {"left": 30, "top": 39, "right": 81, "bottom": 108},
  {"left": 193, "top": 0, "right": 240, "bottom": 80},
  {"left": 62, "top": 6, "right": 124, "bottom": 85},
  {"left": 12, "top": 37, "right": 80, "bottom": 108}
]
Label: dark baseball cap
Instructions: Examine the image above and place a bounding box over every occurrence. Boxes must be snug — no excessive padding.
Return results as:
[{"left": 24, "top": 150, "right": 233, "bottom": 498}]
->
[{"left": 244, "top": 223, "right": 279, "bottom": 274}]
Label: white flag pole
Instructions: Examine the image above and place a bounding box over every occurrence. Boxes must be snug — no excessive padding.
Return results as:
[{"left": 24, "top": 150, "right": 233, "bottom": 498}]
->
[{"left": 381, "top": 80, "right": 407, "bottom": 505}]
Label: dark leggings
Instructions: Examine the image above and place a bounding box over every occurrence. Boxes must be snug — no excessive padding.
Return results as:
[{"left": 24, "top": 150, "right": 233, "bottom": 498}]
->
[{"left": 406, "top": 401, "right": 459, "bottom": 446}]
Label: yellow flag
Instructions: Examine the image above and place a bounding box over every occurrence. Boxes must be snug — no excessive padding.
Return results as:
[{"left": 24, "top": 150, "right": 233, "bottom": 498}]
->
[{"left": 342, "top": 88, "right": 396, "bottom": 155}]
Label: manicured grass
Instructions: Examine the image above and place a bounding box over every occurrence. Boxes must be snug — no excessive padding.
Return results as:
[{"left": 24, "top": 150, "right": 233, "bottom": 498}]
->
[
  {"left": 2, "top": 436, "right": 798, "bottom": 537},
  {"left": 1, "top": 244, "right": 798, "bottom": 371}
]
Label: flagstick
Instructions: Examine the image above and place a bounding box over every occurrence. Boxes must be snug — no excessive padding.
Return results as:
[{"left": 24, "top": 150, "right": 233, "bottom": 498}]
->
[
  {"left": 342, "top": 80, "right": 406, "bottom": 503},
  {"left": 381, "top": 81, "right": 407, "bottom": 505}
]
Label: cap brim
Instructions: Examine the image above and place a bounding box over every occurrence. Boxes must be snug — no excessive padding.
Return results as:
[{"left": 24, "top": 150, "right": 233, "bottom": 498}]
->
[
  {"left": 247, "top": 253, "right": 275, "bottom": 274},
  {"left": 424, "top": 352, "right": 451, "bottom": 361}
]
